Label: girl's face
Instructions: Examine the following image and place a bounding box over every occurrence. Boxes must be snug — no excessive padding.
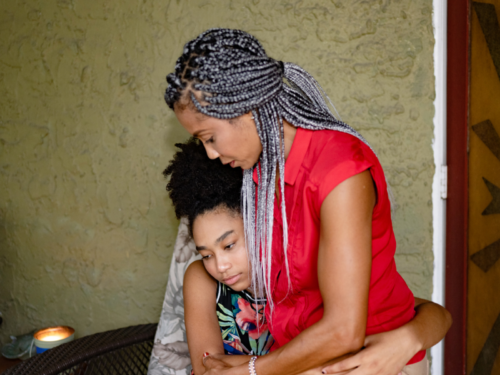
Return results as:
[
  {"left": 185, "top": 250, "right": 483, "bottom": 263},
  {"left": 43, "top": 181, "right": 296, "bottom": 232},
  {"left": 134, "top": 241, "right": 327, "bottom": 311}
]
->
[
  {"left": 192, "top": 208, "right": 251, "bottom": 292},
  {"left": 174, "top": 107, "right": 262, "bottom": 170}
]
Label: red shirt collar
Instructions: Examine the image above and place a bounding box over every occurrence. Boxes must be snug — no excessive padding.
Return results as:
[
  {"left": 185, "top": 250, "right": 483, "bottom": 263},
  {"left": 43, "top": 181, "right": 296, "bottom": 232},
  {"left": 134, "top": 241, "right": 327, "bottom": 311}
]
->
[{"left": 252, "top": 128, "right": 313, "bottom": 186}]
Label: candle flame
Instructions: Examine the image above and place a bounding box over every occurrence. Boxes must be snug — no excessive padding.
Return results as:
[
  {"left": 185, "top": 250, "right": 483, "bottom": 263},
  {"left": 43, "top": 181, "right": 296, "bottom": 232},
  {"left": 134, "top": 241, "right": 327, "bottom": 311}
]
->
[{"left": 40, "top": 333, "right": 67, "bottom": 342}]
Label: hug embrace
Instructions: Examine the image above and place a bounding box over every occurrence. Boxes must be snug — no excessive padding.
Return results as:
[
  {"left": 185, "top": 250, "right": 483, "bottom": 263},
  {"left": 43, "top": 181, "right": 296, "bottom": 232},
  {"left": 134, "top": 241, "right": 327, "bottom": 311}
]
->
[{"left": 162, "top": 29, "right": 451, "bottom": 375}]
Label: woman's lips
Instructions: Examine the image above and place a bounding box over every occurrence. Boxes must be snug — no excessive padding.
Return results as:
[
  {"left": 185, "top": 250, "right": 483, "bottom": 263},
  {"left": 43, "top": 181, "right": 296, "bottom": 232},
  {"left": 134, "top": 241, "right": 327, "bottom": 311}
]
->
[
  {"left": 223, "top": 273, "right": 241, "bottom": 286},
  {"left": 230, "top": 160, "right": 236, "bottom": 168}
]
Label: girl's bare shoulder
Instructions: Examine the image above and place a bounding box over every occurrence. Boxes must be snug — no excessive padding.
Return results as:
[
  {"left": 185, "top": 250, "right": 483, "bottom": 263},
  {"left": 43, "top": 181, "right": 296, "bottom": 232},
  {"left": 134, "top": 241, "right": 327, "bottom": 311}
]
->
[{"left": 184, "top": 260, "right": 217, "bottom": 293}]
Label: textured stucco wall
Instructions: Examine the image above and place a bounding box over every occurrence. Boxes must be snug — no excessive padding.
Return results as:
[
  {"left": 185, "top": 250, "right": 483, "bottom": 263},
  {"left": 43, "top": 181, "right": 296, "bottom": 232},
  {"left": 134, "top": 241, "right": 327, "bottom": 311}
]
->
[{"left": 0, "top": 0, "right": 435, "bottom": 345}]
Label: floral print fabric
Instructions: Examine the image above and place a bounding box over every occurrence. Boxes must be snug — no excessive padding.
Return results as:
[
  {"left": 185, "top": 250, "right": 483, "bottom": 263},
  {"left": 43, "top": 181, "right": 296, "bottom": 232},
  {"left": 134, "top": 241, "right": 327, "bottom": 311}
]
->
[{"left": 216, "top": 282, "right": 274, "bottom": 355}]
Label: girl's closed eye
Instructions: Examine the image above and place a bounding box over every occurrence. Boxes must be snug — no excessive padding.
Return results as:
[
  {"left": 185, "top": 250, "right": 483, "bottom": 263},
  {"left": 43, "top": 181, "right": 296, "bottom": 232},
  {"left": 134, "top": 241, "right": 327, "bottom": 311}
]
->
[{"left": 204, "top": 137, "right": 214, "bottom": 144}]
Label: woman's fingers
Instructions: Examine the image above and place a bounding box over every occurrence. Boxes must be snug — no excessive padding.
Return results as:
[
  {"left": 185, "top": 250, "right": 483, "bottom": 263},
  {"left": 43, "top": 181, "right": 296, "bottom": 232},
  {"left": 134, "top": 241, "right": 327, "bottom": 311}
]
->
[{"left": 322, "top": 355, "right": 360, "bottom": 374}]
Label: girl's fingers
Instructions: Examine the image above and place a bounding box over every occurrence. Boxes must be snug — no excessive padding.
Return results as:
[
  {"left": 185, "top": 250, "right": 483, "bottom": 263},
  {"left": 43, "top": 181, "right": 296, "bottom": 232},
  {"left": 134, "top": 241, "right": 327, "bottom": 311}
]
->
[{"left": 202, "top": 356, "right": 226, "bottom": 369}]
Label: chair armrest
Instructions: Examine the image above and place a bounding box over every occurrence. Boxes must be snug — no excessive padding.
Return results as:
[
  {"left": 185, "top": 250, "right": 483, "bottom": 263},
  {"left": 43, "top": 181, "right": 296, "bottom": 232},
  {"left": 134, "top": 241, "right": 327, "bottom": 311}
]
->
[{"left": 4, "top": 323, "right": 158, "bottom": 375}]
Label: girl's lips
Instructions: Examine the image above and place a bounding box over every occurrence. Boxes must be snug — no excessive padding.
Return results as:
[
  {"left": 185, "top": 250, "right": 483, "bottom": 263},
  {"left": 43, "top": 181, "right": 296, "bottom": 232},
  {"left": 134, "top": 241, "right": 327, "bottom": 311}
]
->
[
  {"left": 223, "top": 273, "right": 241, "bottom": 286},
  {"left": 230, "top": 160, "right": 236, "bottom": 168}
]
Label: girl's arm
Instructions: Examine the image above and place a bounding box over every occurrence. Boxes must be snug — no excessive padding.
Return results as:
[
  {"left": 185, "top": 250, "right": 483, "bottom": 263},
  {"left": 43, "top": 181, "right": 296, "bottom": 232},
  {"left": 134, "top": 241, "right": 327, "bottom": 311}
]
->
[
  {"left": 321, "top": 297, "right": 452, "bottom": 375},
  {"left": 184, "top": 260, "right": 225, "bottom": 375},
  {"left": 412, "top": 297, "right": 452, "bottom": 349},
  {"left": 215, "top": 170, "right": 375, "bottom": 375}
]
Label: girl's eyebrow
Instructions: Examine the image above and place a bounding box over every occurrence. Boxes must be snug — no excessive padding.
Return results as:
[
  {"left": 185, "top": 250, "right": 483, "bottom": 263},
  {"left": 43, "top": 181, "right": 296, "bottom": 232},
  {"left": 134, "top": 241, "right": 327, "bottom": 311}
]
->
[
  {"left": 195, "top": 230, "right": 234, "bottom": 251},
  {"left": 215, "top": 230, "right": 234, "bottom": 245}
]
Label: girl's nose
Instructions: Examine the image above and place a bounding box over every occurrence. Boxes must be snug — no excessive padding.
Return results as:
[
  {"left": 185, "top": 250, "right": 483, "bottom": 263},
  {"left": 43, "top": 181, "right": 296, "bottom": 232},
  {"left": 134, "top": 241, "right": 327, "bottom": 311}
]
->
[
  {"left": 205, "top": 145, "right": 220, "bottom": 160},
  {"left": 216, "top": 258, "right": 231, "bottom": 273}
]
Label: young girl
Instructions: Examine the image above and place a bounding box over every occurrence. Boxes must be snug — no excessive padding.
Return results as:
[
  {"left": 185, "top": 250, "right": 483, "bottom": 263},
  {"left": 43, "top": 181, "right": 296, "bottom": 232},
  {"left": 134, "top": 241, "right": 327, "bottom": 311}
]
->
[
  {"left": 164, "top": 139, "right": 275, "bottom": 374},
  {"left": 164, "top": 139, "right": 450, "bottom": 375}
]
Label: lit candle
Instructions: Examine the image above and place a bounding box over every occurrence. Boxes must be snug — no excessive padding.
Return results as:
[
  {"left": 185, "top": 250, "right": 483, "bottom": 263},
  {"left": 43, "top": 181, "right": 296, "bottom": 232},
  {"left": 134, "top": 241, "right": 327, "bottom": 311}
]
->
[{"left": 34, "top": 326, "right": 75, "bottom": 354}]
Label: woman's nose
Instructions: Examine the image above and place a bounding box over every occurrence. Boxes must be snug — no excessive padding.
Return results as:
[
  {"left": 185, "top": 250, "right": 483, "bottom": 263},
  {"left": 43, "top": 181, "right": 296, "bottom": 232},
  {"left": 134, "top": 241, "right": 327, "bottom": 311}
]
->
[{"left": 205, "top": 145, "right": 220, "bottom": 160}]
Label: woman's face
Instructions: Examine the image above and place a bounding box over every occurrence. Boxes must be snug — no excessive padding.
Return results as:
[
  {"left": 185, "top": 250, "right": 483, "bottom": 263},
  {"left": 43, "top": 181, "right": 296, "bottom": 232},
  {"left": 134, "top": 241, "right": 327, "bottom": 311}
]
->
[
  {"left": 192, "top": 208, "right": 251, "bottom": 292},
  {"left": 174, "top": 107, "right": 262, "bottom": 170}
]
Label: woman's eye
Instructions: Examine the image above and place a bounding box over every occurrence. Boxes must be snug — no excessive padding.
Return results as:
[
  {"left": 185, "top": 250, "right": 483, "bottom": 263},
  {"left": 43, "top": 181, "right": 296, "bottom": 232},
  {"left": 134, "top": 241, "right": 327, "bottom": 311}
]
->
[
  {"left": 205, "top": 137, "right": 214, "bottom": 144},
  {"left": 202, "top": 254, "right": 211, "bottom": 260},
  {"left": 225, "top": 243, "right": 235, "bottom": 250}
]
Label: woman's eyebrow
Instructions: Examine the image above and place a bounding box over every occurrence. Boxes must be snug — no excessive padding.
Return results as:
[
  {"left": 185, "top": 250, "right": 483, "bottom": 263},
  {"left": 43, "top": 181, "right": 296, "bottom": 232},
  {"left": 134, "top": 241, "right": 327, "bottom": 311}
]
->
[
  {"left": 192, "top": 129, "right": 209, "bottom": 139},
  {"left": 215, "top": 230, "right": 234, "bottom": 245}
]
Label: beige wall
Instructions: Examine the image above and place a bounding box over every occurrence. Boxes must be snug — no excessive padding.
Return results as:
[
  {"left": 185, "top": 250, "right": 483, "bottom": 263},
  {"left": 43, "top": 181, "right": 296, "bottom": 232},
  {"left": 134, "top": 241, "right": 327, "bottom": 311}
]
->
[{"left": 0, "top": 0, "right": 435, "bottom": 344}]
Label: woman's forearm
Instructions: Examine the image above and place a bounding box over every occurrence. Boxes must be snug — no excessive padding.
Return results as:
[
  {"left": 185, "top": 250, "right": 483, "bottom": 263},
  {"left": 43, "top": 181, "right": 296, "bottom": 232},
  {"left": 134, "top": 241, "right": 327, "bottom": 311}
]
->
[
  {"left": 225, "top": 319, "right": 364, "bottom": 375},
  {"left": 204, "top": 354, "right": 348, "bottom": 375}
]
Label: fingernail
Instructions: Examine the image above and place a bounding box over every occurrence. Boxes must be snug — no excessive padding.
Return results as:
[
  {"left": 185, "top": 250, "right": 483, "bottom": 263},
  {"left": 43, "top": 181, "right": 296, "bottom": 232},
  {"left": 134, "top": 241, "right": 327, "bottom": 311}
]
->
[{"left": 203, "top": 352, "right": 209, "bottom": 358}]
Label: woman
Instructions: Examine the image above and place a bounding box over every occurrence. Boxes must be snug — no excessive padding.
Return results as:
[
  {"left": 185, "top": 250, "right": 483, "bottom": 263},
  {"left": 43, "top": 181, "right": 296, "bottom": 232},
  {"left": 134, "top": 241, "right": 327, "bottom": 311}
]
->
[{"left": 164, "top": 28, "right": 451, "bottom": 375}]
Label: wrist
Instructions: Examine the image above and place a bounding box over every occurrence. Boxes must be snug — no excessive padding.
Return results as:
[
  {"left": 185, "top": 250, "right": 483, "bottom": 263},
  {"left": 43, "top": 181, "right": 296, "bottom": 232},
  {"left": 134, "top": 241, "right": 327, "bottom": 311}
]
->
[{"left": 227, "top": 361, "right": 253, "bottom": 375}]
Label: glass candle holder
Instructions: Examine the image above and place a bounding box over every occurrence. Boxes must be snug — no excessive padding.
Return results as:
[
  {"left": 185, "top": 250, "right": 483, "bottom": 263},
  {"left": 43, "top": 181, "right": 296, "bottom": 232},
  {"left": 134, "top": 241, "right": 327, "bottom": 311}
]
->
[{"left": 33, "top": 326, "right": 75, "bottom": 354}]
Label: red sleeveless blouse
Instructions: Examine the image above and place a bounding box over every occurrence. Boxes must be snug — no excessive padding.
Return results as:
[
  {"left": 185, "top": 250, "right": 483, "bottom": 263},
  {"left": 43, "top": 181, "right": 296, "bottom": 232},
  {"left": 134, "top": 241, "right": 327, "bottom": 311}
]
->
[{"left": 254, "top": 128, "right": 425, "bottom": 365}]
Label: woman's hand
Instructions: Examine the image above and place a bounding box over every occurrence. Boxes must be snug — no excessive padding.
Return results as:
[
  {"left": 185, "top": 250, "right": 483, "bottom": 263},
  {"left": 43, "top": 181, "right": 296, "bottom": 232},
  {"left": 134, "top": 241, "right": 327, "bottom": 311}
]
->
[
  {"left": 321, "top": 328, "right": 419, "bottom": 375},
  {"left": 322, "top": 298, "right": 451, "bottom": 375}
]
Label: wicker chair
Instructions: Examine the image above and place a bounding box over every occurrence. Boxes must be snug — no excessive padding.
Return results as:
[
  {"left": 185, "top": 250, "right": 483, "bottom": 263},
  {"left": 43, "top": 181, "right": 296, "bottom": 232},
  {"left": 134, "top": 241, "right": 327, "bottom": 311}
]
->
[{"left": 3, "top": 323, "right": 157, "bottom": 375}]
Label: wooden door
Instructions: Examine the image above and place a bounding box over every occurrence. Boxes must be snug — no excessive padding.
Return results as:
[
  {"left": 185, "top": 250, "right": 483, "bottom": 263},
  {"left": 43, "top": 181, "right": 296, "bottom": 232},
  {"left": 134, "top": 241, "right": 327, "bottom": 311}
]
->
[{"left": 468, "top": 1, "right": 500, "bottom": 374}]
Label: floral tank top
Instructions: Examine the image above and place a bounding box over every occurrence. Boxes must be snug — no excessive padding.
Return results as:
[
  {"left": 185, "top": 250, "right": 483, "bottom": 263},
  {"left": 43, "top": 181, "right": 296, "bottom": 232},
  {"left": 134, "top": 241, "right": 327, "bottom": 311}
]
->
[{"left": 216, "top": 281, "right": 274, "bottom": 355}]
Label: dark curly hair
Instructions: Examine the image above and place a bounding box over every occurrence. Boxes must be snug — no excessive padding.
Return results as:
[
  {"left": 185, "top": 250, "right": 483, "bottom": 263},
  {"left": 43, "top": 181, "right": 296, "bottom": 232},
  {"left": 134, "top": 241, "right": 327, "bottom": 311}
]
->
[{"left": 164, "top": 138, "right": 243, "bottom": 235}]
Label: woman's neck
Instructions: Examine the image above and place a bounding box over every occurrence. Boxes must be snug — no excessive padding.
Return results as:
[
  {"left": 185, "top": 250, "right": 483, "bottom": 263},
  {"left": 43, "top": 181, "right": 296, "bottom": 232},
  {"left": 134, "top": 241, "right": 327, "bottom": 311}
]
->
[{"left": 283, "top": 120, "right": 297, "bottom": 160}]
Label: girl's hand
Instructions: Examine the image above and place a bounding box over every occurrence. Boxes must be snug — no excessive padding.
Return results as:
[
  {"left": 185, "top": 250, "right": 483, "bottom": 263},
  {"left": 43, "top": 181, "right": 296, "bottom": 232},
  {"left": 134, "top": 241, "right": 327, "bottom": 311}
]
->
[
  {"left": 322, "top": 328, "right": 420, "bottom": 375},
  {"left": 203, "top": 355, "right": 230, "bottom": 370}
]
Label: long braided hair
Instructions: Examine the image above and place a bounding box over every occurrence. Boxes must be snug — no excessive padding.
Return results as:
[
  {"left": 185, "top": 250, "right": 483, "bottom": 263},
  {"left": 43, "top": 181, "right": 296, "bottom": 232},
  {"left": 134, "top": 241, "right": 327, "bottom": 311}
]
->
[{"left": 165, "top": 28, "right": 385, "bottom": 311}]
